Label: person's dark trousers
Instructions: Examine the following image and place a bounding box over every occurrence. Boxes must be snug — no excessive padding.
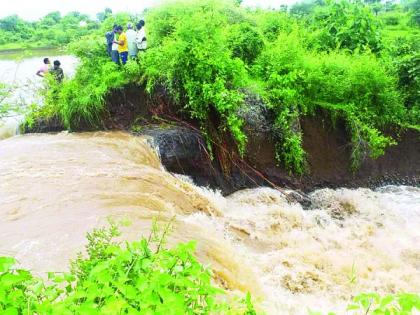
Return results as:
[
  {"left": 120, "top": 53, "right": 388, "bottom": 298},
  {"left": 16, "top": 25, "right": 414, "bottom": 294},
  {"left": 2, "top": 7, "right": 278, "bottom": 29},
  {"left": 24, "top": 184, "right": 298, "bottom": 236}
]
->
[
  {"left": 107, "top": 44, "right": 112, "bottom": 57},
  {"left": 120, "top": 51, "right": 128, "bottom": 65},
  {"left": 111, "top": 50, "right": 120, "bottom": 64}
]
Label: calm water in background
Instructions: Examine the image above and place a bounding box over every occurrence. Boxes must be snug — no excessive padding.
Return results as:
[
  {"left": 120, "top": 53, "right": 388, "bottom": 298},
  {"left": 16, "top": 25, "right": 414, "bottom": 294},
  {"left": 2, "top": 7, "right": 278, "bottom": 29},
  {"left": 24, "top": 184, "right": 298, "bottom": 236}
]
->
[{"left": 0, "top": 48, "right": 78, "bottom": 139}]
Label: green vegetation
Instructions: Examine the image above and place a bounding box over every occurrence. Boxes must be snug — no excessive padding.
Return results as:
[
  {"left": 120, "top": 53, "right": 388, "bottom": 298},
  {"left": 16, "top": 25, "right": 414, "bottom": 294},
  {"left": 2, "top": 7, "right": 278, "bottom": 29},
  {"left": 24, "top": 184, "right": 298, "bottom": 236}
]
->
[
  {"left": 0, "top": 223, "right": 257, "bottom": 314},
  {"left": 347, "top": 292, "right": 420, "bottom": 314},
  {"left": 0, "top": 8, "right": 144, "bottom": 51},
  {"left": 25, "top": 13, "right": 136, "bottom": 129},
  {"left": 311, "top": 292, "right": 420, "bottom": 314},
  {"left": 0, "top": 11, "right": 98, "bottom": 51},
  {"left": 26, "top": 0, "right": 420, "bottom": 174}
]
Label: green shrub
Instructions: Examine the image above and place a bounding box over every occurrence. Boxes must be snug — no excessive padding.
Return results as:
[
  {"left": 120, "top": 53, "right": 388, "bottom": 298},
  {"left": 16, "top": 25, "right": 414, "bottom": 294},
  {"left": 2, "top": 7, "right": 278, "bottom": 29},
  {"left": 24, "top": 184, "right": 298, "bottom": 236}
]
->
[
  {"left": 311, "top": 0, "right": 382, "bottom": 53},
  {"left": 347, "top": 292, "right": 420, "bottom": 315},
  {"left": 404, "top": 0, "right": 420, "bottom": 26},
  {"left": 254, "top": 32, "right": 405, "bottom": 171},
  {"left": 385, "top": 36, "right": 420, "bottom": 126},
  {"left": 0, "top": 223, "right": 257, "bottom": 314},
  {"left": 40, "top": 36, "right": 131, "bottom": 129},
  {"left": 227, "top": 22, "right": 265, "bottom": 65},
  {"left": 311, "top": 292, "right": 420, "bottom": 314},
  {"left": 253, "top": 32, "right": 309, "bottom": 173},
  {"left": 253, "top": 10, "right": 296, "bottom": 42},
  {"left": 304, "top": 52, "right": 404, "bottom": 168},
  {"left": 383, "top": 13, "right": 401, "bottom": 26},
  {"left": 142, "top": 0, "right": 250, "bottom": 154}
]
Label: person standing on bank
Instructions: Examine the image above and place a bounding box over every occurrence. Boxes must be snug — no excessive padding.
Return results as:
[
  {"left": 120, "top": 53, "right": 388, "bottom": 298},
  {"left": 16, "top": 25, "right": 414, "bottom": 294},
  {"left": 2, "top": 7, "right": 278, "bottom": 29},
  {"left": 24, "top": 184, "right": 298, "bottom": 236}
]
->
[
  {"left": 126, "top": 23, "right": 138, "bottom": 59},
  {"left": 136, "top": 20, "right": 147, "bottom": 52},
  {"left": 114, "top": 26, "right": 129, "bottom": 65},
  {"left": 105, "top": 24, "right": 117, "bottom": 57},
  {"left": 111, "top": 26, "right": 120, "bottom": 64}
]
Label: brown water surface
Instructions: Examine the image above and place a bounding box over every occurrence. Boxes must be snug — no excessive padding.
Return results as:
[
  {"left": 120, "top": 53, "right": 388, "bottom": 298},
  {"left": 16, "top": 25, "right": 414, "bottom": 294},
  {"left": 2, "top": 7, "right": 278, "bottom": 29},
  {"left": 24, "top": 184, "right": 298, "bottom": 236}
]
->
[{"left": 1, "top": 131, "right": 419, "bottom": 314}]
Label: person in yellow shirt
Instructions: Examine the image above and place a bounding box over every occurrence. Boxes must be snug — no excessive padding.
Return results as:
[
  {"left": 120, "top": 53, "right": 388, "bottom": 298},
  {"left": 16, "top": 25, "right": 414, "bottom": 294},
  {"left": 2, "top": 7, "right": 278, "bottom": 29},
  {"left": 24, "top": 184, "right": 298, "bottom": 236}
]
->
[{"left": 113, "top": 26, "right": 129, "bottom": 65}]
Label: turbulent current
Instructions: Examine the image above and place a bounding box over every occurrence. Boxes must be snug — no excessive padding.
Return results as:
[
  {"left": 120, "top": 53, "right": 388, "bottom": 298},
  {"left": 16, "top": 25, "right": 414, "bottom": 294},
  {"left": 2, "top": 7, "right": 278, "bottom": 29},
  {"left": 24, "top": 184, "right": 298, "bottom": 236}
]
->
[{"left": 0, "top": 131, "right": 419, "bottom": 314}]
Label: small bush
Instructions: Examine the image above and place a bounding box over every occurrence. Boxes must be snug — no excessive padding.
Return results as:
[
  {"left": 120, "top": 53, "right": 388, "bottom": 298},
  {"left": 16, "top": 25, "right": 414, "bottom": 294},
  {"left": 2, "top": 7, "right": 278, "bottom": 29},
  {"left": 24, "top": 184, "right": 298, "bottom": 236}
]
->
[
  {"left": 253, "top": 10, "right": 296, "bottom": 42},
  {"left": 311, "top": 292, "right": 420, "bottom": 315},
  {"left": 0, "top": 223, "right": 257, "bottom": 314},
  {"left": 383, "top": 14, "right": 400, "bottom": 26},
  {"left": 348, "top": 292, "right": 420, "bottom": 315},
  {"left": 227, "top": 22, "right": 265, "bottom": 65}
]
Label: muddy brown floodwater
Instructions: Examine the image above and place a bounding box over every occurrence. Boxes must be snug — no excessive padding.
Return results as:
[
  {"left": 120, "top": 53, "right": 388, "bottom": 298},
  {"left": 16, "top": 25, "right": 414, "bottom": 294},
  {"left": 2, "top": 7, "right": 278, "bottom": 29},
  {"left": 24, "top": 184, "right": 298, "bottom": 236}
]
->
[{"left": 0, "top": 131, "right": 419, "bottom": 314}]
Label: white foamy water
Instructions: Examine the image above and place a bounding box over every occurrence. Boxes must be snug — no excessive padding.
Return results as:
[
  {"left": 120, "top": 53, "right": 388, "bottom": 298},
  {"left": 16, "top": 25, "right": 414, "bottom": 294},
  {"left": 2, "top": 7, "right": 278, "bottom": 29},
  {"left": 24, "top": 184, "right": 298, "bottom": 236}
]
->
[
  {"left": 187, "top": 185, "right": 420, "bottom": 314},
  {"left": 0, "top": 132, "right": 419, "bottom": 314}
]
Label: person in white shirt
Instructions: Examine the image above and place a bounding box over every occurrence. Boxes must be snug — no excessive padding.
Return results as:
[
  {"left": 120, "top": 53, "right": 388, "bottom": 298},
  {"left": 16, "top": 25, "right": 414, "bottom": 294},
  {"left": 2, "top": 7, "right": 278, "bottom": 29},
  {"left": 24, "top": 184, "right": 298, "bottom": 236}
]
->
[
  {"left": 126, "top": 23, "right": 138, "bottom": 59},
  {"left": 136, "top": 20, "right": 147, "bottom": 51},
  {"left": 111, "top": 25, "right": 120, "bottom": 64}
]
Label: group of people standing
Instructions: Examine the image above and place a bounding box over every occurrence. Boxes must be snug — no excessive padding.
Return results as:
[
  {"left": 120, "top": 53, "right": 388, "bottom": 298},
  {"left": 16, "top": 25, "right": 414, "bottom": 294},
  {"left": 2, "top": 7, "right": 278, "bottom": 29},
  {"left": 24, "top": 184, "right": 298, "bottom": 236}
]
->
[
  {"left": 36, "top": 58, "right": 64, "bottom": 82},
  {"left": 106, "top": 20, "right": 147, "bottom": 65},
  {"left": 35, "top": 20, "right": 147, "bottom": 81}
]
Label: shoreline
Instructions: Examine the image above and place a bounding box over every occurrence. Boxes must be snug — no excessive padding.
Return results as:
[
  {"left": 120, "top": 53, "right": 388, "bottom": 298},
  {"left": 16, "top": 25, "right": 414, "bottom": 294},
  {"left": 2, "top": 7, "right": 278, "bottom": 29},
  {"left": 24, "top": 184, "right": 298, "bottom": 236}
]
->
[{"left": 0, "top": 46, "right": 66, "bottom": 57}]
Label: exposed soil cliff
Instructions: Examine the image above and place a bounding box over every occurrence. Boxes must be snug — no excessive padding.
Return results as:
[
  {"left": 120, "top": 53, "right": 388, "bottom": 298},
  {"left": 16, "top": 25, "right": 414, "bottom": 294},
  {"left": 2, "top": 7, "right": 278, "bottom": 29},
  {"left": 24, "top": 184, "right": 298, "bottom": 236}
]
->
[{"left": 24, "top": 85, "right": 420, "bottom": 194}]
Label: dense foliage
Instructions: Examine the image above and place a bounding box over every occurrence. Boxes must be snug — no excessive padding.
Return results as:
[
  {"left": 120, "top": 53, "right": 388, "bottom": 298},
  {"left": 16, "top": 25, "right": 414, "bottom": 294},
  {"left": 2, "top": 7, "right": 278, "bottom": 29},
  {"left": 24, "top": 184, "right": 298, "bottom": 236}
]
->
[
  {"left": 387, "top": 36, "right": 420, "bottom": 124},
  {"left": 310, "top": 0, "right": 382, "bottom": 53},
  {"left": 0, "top": 11, "right": 99, "bottom": 50},
  {"left": 0, "top": 223, "right": 257, "bottom": 314},
  {"left": 27, "top": 0, "right": 420, "bottom": 174},
  {"left": 141, "top": 0, "right": 251, "bottom": 153}
]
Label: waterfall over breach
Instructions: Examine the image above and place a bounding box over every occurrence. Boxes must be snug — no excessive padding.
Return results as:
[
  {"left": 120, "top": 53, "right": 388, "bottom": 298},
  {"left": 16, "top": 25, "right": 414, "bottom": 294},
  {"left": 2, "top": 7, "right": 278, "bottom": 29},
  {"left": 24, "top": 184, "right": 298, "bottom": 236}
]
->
[{"left": 0, "top": 131, "right": 419, "bottom": 314}]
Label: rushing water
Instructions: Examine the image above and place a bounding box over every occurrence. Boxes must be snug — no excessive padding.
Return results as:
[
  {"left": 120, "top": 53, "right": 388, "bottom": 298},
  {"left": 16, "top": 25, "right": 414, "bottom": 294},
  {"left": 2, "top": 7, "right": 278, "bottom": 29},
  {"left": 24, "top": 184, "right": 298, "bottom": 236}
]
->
[
  {"left": 0, "top": 49, "right": 78, "bottom": 140},
  {"left": 0, "top": 131, "right": 418, "bottom": 314}
]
